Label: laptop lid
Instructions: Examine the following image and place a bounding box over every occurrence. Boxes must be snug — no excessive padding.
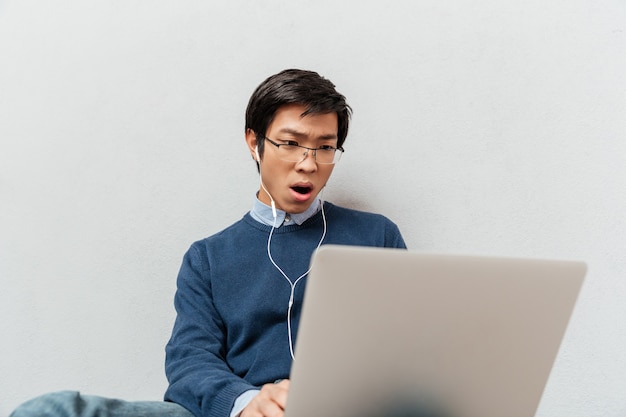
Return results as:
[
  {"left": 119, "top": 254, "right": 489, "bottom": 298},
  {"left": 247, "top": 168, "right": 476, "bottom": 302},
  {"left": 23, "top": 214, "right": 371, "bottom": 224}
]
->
[{"left": 285, "top": 245, "right": 586, "bottom": 417}]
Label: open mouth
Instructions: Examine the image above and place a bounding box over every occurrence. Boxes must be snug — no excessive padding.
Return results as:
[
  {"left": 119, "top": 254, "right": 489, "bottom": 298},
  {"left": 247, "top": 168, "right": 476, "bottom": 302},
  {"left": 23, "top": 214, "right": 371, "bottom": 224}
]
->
[
  {"left": 290, "top": 184, "right": 314, "bottom": 202},
  {"left": 291, "top": 185, "right": 312, "bottom": 195}
]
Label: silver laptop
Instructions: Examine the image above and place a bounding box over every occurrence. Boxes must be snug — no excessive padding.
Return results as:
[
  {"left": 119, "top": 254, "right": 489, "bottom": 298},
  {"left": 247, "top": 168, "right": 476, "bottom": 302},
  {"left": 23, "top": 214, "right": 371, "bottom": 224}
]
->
[{"left": 285, "top": 245, "right": 586, "bottom": 417}]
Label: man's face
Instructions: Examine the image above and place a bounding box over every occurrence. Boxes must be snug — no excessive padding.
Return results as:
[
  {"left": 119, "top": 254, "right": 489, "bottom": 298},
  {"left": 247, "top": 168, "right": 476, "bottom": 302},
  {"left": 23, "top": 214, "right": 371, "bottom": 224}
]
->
[{"left": 246, "top": 103, "right": 339, "bottom": 214}]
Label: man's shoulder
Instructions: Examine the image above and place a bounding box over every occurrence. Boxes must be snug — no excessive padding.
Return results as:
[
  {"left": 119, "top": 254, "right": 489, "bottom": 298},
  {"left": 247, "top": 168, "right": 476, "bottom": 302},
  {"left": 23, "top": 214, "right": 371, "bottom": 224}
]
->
[
  {"left": 324, "top": 202, "right": 396, "bottom": 224},
  {"left": 188, "top": 213, "right": 265, "bottom": 249},
  {"left": 324, "top": 202, "right": 406, "bottom": 249}
]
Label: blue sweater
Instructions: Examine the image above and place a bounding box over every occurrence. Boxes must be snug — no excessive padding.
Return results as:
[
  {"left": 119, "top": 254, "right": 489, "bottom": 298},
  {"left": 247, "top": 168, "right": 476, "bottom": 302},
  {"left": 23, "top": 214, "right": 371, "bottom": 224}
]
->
[{"left": 164, "top": 202, "right": 406, "bottom": 417}]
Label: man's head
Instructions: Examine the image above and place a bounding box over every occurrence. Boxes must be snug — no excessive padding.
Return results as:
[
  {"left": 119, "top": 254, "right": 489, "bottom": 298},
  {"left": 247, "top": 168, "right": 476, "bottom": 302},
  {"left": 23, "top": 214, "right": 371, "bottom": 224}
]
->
[
  {"left": 245, "top": 69, "right": 352, "bottom": 160},
  {"left": 244, "top": 69, "right": 352, "bottom": 214}
]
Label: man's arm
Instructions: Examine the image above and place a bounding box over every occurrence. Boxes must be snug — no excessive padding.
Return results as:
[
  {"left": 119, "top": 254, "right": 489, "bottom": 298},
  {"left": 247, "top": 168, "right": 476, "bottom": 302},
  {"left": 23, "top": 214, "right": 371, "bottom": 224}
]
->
[{"left": 165, "top": 244, "right": 255, "bottom": 417}]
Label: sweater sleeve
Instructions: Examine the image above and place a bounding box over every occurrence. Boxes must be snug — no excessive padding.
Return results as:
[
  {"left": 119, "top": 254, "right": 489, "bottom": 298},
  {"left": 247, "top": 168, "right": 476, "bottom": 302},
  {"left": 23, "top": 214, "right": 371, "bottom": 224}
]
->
[
  {"left": 164, "top": 243, "right": 254, "bottom": 417},
  {"left": 385, "top": 218, "right": 408, "bottom": 249}
]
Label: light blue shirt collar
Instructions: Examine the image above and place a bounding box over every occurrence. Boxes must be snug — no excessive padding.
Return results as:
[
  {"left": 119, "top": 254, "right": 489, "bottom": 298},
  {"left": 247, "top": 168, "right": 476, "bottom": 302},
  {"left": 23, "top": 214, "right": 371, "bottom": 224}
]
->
[{"left": 250, "top": 197, "right": 321, "bottom": 227}]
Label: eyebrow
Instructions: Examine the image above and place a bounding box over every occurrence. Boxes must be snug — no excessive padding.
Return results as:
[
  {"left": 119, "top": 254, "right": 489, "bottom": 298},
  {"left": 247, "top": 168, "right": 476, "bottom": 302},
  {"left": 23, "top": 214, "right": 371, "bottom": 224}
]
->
[{"left": 276, "top": 128, "right": 337, "bottom": 140}]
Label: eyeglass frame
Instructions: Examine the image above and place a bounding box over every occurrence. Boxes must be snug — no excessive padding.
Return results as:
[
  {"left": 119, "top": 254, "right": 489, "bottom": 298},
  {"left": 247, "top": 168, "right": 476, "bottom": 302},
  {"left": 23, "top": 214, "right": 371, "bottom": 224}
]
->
[{"left": 260, "top": 135, "right": 345, "bottom": 165}]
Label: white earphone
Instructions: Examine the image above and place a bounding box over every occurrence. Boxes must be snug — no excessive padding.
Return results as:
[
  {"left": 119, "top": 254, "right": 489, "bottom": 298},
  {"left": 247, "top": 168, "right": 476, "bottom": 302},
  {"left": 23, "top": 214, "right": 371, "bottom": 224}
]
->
[
  {"left": 255, "top": 147, "right": 328, "bottom": 360},
  {"left": 265, "top": 198, "right": 327, "bottom": 360},
  {"left": 254, "top": 136, "right": 327, "bottom": 360}
]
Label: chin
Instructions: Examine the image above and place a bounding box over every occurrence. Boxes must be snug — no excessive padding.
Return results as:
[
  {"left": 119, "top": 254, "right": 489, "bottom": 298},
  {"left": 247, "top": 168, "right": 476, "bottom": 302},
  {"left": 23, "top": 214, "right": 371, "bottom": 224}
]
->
[{"left": 285, "top": 201, "right": 312, "bottom": 214}]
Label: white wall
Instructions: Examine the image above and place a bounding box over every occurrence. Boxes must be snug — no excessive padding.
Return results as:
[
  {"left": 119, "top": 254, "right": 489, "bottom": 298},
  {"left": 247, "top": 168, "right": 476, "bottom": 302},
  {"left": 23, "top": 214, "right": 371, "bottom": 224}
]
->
[{"left": 1, "top": 1, "right": 624, "bottom": 416}]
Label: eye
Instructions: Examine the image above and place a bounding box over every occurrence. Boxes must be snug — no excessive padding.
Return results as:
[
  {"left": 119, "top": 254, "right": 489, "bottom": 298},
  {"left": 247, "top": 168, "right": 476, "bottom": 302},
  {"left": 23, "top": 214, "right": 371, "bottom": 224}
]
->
[
  {"left": 281, "top": 140, "right": 299, "bottom": 147},
  {"left": 318, "top": 145, "right": 336, "bottom": 151}
]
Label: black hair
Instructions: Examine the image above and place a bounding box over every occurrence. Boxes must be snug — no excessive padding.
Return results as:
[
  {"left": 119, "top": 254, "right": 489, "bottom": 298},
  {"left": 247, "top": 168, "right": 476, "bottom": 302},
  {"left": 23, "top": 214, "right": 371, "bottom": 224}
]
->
[{"left": 245, "top": 69, "right": 352, "bottom": 159}]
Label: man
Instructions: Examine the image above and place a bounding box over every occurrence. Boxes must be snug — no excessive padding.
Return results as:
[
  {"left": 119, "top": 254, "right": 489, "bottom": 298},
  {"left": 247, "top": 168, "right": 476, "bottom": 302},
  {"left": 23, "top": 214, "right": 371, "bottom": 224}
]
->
[
  {"left": 164, "top": 69, "right": 406, "bottom": 417},
  {"left": 11, "top": 69, "right": 406, "bottom": 417}
]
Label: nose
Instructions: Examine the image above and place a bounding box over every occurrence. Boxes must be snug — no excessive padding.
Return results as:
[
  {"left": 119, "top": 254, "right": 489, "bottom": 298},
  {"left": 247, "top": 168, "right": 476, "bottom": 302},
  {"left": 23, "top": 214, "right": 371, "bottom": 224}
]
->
[{"left": 296, "top": 149, "right": 317, "bottom": 172}]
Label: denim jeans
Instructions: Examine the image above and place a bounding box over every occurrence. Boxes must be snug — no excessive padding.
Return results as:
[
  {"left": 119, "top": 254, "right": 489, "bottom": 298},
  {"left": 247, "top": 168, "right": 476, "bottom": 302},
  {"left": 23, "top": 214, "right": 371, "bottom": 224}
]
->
[{"left": 10, "top": 391, "right": 195, "bottom": 417}]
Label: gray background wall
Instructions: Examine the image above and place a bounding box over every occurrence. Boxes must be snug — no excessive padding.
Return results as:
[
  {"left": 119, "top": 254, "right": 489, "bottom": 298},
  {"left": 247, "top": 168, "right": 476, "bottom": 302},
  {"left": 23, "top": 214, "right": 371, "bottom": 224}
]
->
[{"left": 1, "top": 1, "right": 624, "bottom": 416}]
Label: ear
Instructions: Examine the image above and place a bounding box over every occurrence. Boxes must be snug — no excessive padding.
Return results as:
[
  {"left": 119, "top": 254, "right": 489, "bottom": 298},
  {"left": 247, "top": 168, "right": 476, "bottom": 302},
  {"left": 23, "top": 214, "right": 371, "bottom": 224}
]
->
[{"left": 245, "top": 129, "right": 259, "bottom": 161}]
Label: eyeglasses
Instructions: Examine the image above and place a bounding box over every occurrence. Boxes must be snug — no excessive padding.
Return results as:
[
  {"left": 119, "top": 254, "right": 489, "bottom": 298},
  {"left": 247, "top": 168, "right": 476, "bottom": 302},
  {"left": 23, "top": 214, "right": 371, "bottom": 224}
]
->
[{"left": 262, "top": 137, "right": 344, "bottom": 165}]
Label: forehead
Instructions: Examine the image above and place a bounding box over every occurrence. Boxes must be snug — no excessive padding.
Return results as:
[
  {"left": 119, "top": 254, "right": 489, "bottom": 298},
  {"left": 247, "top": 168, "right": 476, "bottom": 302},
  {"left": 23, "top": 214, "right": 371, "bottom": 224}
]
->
[{"left": 267, "top": 104, "right": 338, "bottom": 138}]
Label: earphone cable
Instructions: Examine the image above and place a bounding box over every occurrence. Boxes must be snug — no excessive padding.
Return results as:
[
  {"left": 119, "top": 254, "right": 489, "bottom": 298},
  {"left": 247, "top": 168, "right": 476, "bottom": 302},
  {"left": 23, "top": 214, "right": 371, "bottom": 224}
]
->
[{"left": 266, "top": 200, "right": 327, "bottom": 360}]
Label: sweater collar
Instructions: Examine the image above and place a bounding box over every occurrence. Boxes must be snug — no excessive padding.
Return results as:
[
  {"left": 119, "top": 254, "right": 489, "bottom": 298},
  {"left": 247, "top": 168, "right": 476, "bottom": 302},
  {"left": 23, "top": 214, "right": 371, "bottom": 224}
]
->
[{"left": 250, "top": 197, "right": 321, "bottom": 227}]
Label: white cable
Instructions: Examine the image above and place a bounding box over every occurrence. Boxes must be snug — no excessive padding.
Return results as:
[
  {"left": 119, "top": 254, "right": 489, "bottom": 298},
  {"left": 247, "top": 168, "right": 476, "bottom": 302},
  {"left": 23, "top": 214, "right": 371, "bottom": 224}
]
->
[
  {"left": 266, "top": 200, "right": 327, "bottom": 360},
  {"left": 259, "top": 163, "right": 328, "bottom": 360}
]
